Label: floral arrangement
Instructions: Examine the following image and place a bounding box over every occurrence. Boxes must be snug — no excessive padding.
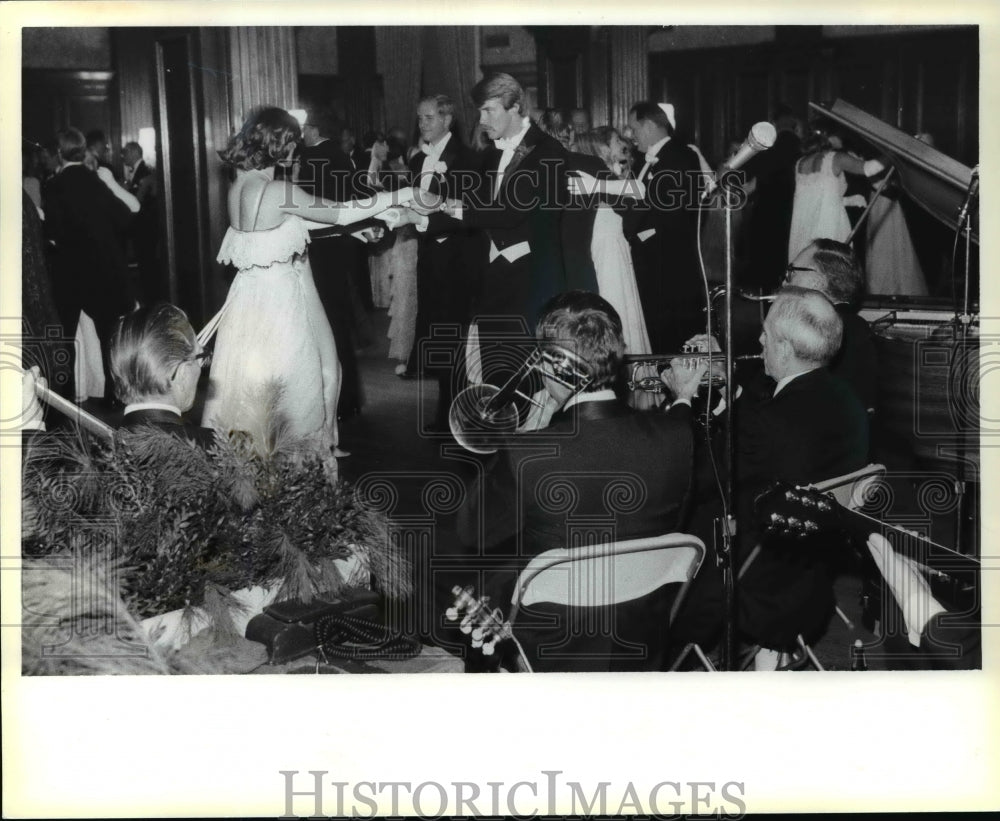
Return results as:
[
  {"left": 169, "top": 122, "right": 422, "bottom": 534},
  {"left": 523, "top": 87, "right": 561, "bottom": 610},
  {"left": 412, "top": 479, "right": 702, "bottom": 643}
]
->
[{"left": 21, "top": 397, "right": 410, "bottom": 675}]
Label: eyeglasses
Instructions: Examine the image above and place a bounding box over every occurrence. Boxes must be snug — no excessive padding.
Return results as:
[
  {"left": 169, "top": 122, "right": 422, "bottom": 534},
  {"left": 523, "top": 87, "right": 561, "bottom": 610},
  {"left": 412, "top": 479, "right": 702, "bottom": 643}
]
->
[
  {"left": 170, "top": 351, "right": 212, "bottom": 381},
  {"left": 784, "top": 264, "right": 819, "bottom": 281}
]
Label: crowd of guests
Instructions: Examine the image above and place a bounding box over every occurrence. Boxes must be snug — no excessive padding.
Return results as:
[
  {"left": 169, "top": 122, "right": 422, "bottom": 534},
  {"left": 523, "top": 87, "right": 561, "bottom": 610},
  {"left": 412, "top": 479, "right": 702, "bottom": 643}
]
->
[
  {"left": 22, "top": 127, "right": 160, "bottom": 404},
  {"left": 20, "top": 72, "right": 974, "bottom": 673}
]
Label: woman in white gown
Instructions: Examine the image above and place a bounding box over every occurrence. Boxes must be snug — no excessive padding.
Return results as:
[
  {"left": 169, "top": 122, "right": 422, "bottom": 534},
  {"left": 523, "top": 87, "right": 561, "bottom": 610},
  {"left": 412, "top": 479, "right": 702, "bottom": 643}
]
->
[
  {"left": 788, "top": 126, "right": 884, "bottom": 262},
  {"left": 203, "top": 107, "right": 373, "bottom": 458},
  {"left": 569, "top": 128, "right": 651, "bottom": 356}
]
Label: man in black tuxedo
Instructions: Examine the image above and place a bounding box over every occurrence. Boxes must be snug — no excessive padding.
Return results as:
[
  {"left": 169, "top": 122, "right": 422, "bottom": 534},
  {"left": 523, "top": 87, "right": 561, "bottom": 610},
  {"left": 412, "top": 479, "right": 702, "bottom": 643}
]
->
[
  {"left": 625, "top": 101, "right": 705, "bottom": 353},
  {"left": 742, "top": 106, "right": 803, "bottom": 293},
  {"left": 122, "top": 141, "right": 161, "bottom": 302},
  {"left": 401, "top": 73, "right": 571, "bottom": 408},
  {"left": 784, "top": 238, "right": 878, "bottom": 416},
  {"left": 667, "top": 287, "right": 869, "bottom": 658},
  {"left": 43, "top": 127, "right": 134, "bottom": 395},
  {"left": 455, "top": 292, "right": 717, "bottom": 671},
  {"left": 340, "top": 127, "right": 366, "bottom": 175},
  {"left": 401, "top": 94, "right": 482, "bottom": 427},
  {"left": 110, "top": 303, "right": 218, "bottom": 447},
  {"left": 297, "top": 106, "right": 365, "bottom": 419}
]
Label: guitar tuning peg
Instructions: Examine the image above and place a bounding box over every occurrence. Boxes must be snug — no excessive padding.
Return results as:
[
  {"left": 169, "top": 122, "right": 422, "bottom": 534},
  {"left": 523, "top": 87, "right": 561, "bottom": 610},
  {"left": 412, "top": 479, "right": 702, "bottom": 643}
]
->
[
  {"left": 471, "top": 636, "right": 483, "bottom": 648},
  {"left": 471, "top": 626, "right": 484, "bottom": 642},
  {"left": 482, "top": 638, "right": 496, "bottom": 656},
  {"left": 445, "top": 606, "right": 459, "bottom": 621}
]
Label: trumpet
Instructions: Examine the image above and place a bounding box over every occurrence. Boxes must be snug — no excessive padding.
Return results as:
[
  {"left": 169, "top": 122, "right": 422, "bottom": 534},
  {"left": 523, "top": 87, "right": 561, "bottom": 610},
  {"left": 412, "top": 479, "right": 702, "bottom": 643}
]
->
[{"left": 624, "top": 352, "right": 763, "bottom": 394}]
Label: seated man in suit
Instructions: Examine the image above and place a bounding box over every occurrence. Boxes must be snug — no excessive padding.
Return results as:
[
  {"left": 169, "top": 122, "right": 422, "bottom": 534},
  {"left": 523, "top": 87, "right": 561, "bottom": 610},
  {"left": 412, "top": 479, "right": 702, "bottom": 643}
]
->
[
  {"left": 18, "top": 303, "right": 215, "bottom": 447},
  {"left": 666, "top": 286, "right": 869, "bottom": 665},
  {"left": 784, "top": 238, "right": 878, "bottom": 415},
  {"left": 109, "top": 303, "right": 217, "bottom": 446},
  {"left": 455, "top": 291, "right": 718, "bottom": 671}
]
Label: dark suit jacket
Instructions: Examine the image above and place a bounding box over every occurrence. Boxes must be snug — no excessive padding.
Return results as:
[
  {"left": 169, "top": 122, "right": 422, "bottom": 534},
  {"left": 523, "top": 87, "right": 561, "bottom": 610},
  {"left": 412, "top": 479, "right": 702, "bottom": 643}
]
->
[
  {"left": 430, "top": 123, "right": 569, "bottom": 329},
  {"left": 732, "top": 367, "right": 870, "bottom": 647},
  {"left": 458, "top": 396, "right": 699, "bottom": 670},
  {"left": 120, "top": 408, "right": 219, "bottom": 448},
  {"left": 561, "top": 151, "right": 609, "bottom": 293},
  {"left": 623, "top": 139, "right": 704, "bottom": 351},
  {"left": 42, "top": 164, "right": 134, "bottom": 336},
  {"left": 743, "top": 129, "right": 801, "bottom": 290},
  {"left": 406, "top": 137, "right": 483, "bottom": 341},
  {"left": 832, "top": 306, "right": 878, "bottom": 414}
]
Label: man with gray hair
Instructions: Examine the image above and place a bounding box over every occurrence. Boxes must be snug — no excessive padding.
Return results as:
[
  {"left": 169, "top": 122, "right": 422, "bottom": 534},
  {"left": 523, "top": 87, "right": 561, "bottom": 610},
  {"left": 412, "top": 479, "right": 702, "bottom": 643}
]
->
[
  {"left": 784, "top": 238, "right": 878, "bottom": 414},
  {"left": 738, "top": 286, "right": 869, "bottom": 656},
  {"left": 664, "top": 285, "right": 869, "bottom": 661}
]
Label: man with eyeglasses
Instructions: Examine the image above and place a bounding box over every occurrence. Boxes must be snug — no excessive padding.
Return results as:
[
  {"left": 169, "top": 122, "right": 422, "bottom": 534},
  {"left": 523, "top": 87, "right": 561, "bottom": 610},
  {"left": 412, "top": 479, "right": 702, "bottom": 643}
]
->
[
  {"left": 783, "top": 238, "right": 878, "bottom": 416},
  {"left": 110, "top": 303, "right": 218, "bottom": 446}
]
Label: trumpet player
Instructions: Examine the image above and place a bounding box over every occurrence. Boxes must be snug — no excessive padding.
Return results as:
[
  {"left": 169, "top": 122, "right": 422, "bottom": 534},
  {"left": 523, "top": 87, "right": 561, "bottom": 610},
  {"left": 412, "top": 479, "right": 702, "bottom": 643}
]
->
[{"left": 662, "top": 286, "right": 869, "bottom": 663}]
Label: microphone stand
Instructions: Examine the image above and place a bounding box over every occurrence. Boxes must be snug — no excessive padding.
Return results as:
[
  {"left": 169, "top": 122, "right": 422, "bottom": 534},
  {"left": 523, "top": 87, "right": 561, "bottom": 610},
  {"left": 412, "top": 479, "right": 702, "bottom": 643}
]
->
[
  {"left": 719, "top": 178, "right": 738, "bottom": 672},
  {"left": 700, "top": 174, "right": 739, "bottom": 671}
]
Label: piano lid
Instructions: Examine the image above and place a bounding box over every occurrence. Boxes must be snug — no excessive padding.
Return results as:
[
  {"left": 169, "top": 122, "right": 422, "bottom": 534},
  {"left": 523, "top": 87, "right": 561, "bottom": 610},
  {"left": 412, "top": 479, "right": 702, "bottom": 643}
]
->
[{"left": 809, "top": 99, "right": 978, "bottom": 244}]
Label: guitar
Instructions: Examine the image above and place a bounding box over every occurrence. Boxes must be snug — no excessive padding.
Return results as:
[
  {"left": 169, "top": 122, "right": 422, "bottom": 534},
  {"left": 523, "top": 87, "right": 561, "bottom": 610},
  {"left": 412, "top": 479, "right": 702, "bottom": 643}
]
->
[
  {"left": 445, "top": 585, "right": 513, "bottom": 657},
  {"left": 753, "top": 481, "right": 980, "bottom": 582}
]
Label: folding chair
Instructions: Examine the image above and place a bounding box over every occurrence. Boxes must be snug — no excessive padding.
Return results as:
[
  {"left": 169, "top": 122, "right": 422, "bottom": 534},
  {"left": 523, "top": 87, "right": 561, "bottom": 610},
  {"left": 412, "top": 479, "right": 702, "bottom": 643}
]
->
[
  {"left": 739, "top": 463, "right": 887, "bottom": 670},
  {"left": 507, "top": 533, "right": 706, "bottom": 672}
]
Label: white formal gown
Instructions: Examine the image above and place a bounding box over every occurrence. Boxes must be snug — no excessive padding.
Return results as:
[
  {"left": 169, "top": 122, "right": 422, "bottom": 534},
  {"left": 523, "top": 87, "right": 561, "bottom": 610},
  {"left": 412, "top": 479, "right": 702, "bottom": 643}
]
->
[
  {"left": 591, "top": 205, "right": 651, "bottom": 355},
  {"left": 202, "top": 215, "right": 341, "bottom": 453},
  {"left": 788, "top": 151, "right": 851, "bottom": 261}
]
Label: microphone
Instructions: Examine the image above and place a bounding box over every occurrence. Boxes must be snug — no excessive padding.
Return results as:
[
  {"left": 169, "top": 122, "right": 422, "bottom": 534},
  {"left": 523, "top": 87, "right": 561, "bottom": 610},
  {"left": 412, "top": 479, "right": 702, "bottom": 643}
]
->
[
  {"left": 956, "top": 165, "right": 979, "bottom": 225},
  {"left": 722, "top": 122, "right": 777, "bottom": 172}
]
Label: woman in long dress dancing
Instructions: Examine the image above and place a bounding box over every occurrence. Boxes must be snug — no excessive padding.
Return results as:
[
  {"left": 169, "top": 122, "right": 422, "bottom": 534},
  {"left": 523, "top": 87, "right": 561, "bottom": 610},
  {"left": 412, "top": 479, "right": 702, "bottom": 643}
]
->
[
  {"left": 203, "top": 107, "right": 388, "bottom": 459},
  {"left": 570, "top": 127, "right": 651, "bottom": 355},
  {"left": 787, "top": 125, "right": 884, "bottom": 261}
]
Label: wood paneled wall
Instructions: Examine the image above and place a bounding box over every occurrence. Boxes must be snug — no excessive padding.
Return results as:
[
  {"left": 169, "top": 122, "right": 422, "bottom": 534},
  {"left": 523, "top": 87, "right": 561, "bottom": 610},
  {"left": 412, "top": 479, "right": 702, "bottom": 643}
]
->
[{"left": 650, "top": 27, "right": 978, "bottom": 167}]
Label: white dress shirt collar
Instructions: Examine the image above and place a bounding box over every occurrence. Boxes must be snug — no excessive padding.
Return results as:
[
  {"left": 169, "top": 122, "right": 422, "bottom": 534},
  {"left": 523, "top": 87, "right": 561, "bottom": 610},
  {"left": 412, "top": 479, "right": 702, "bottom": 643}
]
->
[
  {"left": 563, "top": 388, "right": 617, "bottom": 411},
  {"left": 422, "top": 131, "right": 452, "bottom": 157},
  {"left": 124, "top": 401, "right": 183, "bottom": 417},
  {"left": 773, "top": 368, "right": 815, "bottom": 397},
  {"left": 494, "top": 116, "right": 531, "bottom": 151}
]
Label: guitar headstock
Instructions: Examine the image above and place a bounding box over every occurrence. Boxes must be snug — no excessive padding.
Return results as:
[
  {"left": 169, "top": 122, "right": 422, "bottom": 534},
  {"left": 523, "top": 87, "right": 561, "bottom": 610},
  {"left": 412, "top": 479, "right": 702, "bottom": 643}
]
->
[
  {"left": 446, "top": 585, "right": 512, "bottom": 656},
  {"left": 754, "top": 481, "right": 844, "bottom": 539}
]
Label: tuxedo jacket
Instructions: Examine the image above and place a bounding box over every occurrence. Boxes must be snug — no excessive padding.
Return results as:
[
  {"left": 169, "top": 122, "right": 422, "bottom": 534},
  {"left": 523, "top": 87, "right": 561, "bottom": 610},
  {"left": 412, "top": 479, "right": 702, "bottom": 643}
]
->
[
  {"left": 298, "top": 139, "right": 356, "bottom": 204},
  {"left": 295, "top": 140, "right": 367, "bottom": 295},
  {"left": 456, "top": 396, "right": 698, "bottom": 671},
  {"left": 406, "top": 137, "right": 484, "bottom": 332},
  {"left": 126, "top": 161, "right": 156, "bottom": 203},
  {"left": 42, "top": 164, "right": 134, "bottom": 333},
  {"left": 428, "top": 124, "right": 569, "bottom": 329},
  {"left": 561, "top": 151, "right": 610, "bottom": 294},
  {"left": 623, "top": 138, "right": 704, "bottom": 350},
  {"left": 832, "top": 306, "right": 878, "bottom": 415},
  {"left": 743, "top": 129, "right": 801, "bottom": 290},
  {"left": 462, "top": 397, "right": 695, "bottom": 560},
  {"left": 119, "top": 408, "right": 219, "bottom": 448},
  {"left": 730, "top": 366, "right": 870, "bottom": 647}
]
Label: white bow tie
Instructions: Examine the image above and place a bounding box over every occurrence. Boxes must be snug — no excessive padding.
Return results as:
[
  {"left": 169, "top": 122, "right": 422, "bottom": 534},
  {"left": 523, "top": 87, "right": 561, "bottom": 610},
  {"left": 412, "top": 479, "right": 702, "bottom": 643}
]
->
[
  {"left": 644, "top": 151, "right": 659, "bottom": 164},
  {"left": 420, "top": 142, "right": 439, "bottom": 157},
  {"left": 495, "top": 136, "right": 517, "bottom": 151}
]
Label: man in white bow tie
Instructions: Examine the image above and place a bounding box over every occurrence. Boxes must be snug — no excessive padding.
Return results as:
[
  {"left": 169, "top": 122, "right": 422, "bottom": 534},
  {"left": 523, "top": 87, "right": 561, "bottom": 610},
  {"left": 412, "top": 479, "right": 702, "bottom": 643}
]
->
[
  {"left": 401, "top": 94, "right": 482, "bottom": 429},
  {"left": 402, "top": 73, "right": 571, "bottom": 411},
  {"left": 624, "top": 101, "right": 705, "bottom": 353}
]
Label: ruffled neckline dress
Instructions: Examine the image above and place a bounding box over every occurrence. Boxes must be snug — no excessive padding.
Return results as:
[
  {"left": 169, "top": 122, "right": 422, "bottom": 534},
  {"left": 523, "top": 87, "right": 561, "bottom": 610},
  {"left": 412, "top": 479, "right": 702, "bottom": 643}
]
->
[{"left": 201, "top": 216, "right": 341, "bottom": 454}]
